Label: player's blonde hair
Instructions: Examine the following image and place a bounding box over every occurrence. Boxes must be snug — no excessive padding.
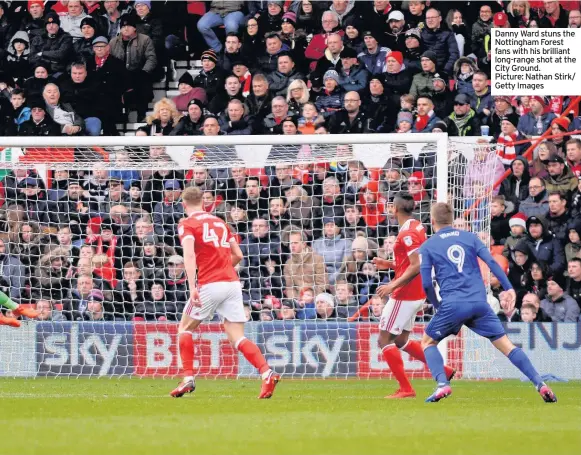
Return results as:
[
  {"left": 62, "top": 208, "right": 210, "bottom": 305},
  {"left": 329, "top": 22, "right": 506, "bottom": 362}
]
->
[
  {"left": 431, "top": 202, "right": 454, "bottom": 227},
  {"left": 181, "top": 186, "right": 203, "bottom": 207}
]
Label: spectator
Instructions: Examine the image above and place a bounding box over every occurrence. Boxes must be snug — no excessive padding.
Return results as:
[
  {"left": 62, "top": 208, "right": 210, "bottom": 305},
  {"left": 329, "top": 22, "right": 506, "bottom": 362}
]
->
[
  {"left": 60, "top": 0, "right": 88, "bottom": 41},
  {"left": 499, "top": 157, "right": 531, "bottom": 210},
  {"left": 312, "top": 216, "right": 352, "bottom": 285},
  {"left": 488, "top": 96, "right": 515, "bottom": 139},
  {"left": 471, "top": 3, "right": 492, "bottom": 55},
  {"left": 520, "top": 177, "right": 550, "bottom": 218},
  {"left": 60, "top": 61, "right": 103, "bottom": 136},
  {"left": 257, "top": 1, "right": 284, "bottom": 33},
  {"left": 469, "top": 71, "right": 493, "bottom": 121},
  {"left": 0, "top": 238, "right": 25, "bottom": 301},
  {"left": 541, "top": 276, "right": 579, "bottom": 322},
  {"left": 502, "top": 212, "right": 527, "bottom": 261},
  {"left": 280, "top": 11, "right": 308, "bottom": 71},
  {"left": 219, "top": 99, "right": 252, "bottom": 135},
  {"left": 412, "top": 96, "right": 440, "bottom": 133},
  {"left": 138, "top": 280, "right": 177, "bottom": 321},
  {"left": 170, "top": 99, "right": 204, "bottom": 136},
  {"left": 241, "top": 17, "right": 264, "bottom": 62},
  {"left": 219, "top": 32, "right": 245, "bottom": 73},
  {"left": 566, "top": 257, "right": 581, "bottom": 308},
  {"left": 256, "top": 32, "right": 289, "bottom": 74},
  {"left": 409, "top": 50, "right": 438, "bottom": 99},
  {"left": 245, "top": 73, "right": 272, "bottom": 122},
  {"left": 337, "top": 45, "right": 368, "bottom": 94},
  {"left": 403, "top": 27, "right": 423, "bottom": 73},
  {"left": 566, "top": 139, "right": 581, "bottom": 178},
  {"left": 284, "top": 230, "right": 327, "bottom": 299},
  {"left": 357, "top": 30, "right": 390, "bottom": 76},
  {"left": 153, "top": 179, "right": 184, "bottom": 246},
  {"left": 87, "top": 36, "right": 125, "bottom": 135},
  {"left": 18, "top": 97, "right": 60, "bottom": 136},
  {"left": 547, "top": 191, "right": 570, "bottom": 246},
  {"left": 421, "top": 7, "right": 458, "bottom": 74},
  {"left": 193, "top": 49, "right": 225, "bottom": 101},
  {"left": 569, "top": 9, "right": 581, "bottom": 27},
  {"left": 30, "top": 11, "right": 73, "bottom": 75},
  {"left": 405, "top": 0, "right": 426, "bottom": 29},
  {"left": 21, "top": 0, "right": 46, "bottom": 40},
  {"left": 286, "top": 79, "right": 310, "bottom": 117},
  {"left": 197, "top": 1, "right": 245, "bottom": 53},
  {"left": 517, "top": 96, "right": 557, "bottom": 137},
  {"left": 518, "top": 215, "right": 565, "bottom": 276},
  {"left": 146, "top": 98, "right": 181, "bottom": 136},
  {"left": 540, "top": 0, "right": 569, "bottom": 28},
  {"left": 171, "top": 70, "right": 207, "bottom": 113},
  {"left": 268, "top": 52, "right": 305, "bottom": 98},
  {"left": 5, "top": 31, "right": 31, "bottom": 85},
  {"left": 327, "top": 90, "right": 370, "bottom": 134},
  {"left": 315, "top": 70, "right": 344, "bottom": 117},
  {"left": 133, "top": 1, "right": 164, "bottom": 70},
  {"left": 208, "top": 74, "right": 244, "bottom": 116},
  {"left": 262, "top": 96, "right": 289, "bottom": 135},
  {"left": 544, "top": 154, "right": 577, "bottom": 199},
  {"left": 444, "top": 93, "right": 481, "bottom": 136},
  {"left": 65, "top": 274, "right": 97, "bottom": 320},
  {"left": 383, "top": 10, "right": 408, "bottom": 53},
  {"left": 315, "top": 292, "right": 338, "bottom": 319},
  {"left": 113, "top": 261, "right": 144, "bottom": 319},
  {"left": 35, "top": 297, "right": 66, "bottom": 322},
  {"left": 490, "top": 195, "right": 513, "bottom": 246},
  {"left": 102, "top": 0, "right": 124, "bottom": 40},
  {"left": 239, "top": 177, "right": 269, "bottom": 220},
  {"left": 34, "top": 246, "right": 72, "bottom": 302},
  {"left": 73, "top": 15, "right": 97, "bottom": 61},
  {"left": 295, "top": 286, "right": 317, "bottom": 320},
  {"left": 109, "top": 13, "right": 157, "bottom": 120},
  {"left": 84, "top": 291, "right": 110, "bottom": 321},
  {"left": 521, "top": 291, "right": 552, "bottom": 322},
  {"left": 305, "top": 10, "right": 343, "bottom": 63},
  {"left": 42, "top": 83, "right": 85, "bottom": 135}
]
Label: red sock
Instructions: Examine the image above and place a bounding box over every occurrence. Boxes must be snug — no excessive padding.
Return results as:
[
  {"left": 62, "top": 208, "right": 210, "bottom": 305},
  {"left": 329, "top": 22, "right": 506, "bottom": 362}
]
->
[
  {"left": 237, "top": 338, "right": 270, "bottom": 374},
  {"left": 382, "top": 344, "right": 412, "bottom": 391},
  {"left": 402, "top": 340, "right": 426, "bottom": 363},
  {"left": 403, "top": 340, "right": 455, "bottom": 378},
  {"left": 178, "top": 332, "right": 194, "bottom": 377}
]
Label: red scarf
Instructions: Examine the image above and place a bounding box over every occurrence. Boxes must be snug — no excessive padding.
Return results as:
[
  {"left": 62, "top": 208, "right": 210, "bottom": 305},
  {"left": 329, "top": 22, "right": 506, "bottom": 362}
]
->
[
  {"left": 239, "top": 71, "right": 252, "bottom": 97},
  {"left": 96, "top": 236, "right": 118, "bottom": 267},
  {"left": 95, "top": 54, "right": 109, "bottom": 69},
  {"left": 415, "top": 111, "right": 433, "bottom": 132},
  {"left": 204, "top": 194, "right": 224, "bottom": 213},
  {"left": 497, "top": 132, "right": 518, "bottom": 166}
]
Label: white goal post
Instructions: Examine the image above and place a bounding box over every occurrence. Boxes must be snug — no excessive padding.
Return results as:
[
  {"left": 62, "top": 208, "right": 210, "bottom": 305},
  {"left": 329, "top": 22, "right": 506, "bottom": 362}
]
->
[{"left": 0, "top": 133, "right": 501, "bottom": 379}]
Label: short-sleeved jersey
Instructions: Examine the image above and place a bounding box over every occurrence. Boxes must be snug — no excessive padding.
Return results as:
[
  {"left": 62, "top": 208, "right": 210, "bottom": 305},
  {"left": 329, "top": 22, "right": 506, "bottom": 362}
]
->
[
  {"left": 392, "top": 218, "right": 427, "bottom": 300},
  {"left": 178, "top": 211, "right": 239, "bottom": 286},
  {"left": 418, "top": 227, "right": 488, "bottom": 304}
]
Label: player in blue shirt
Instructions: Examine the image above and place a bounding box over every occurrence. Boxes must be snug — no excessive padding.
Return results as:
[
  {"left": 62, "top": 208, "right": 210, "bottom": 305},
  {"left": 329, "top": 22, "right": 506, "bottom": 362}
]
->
[{"left": 418, "top": 203, "right": 557, "bottom": 403}]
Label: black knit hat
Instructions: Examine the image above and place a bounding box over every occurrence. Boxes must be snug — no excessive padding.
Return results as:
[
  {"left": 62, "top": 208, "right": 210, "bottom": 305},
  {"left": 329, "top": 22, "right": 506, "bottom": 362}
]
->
[
  {"left": 421, "top": 50, "right": 437, "bottom": 65},
  {"left": 80, "top": 16, "right": 97, "bottom": 30},
  {"left": 28, "top": 97, "right": 45, "bottom": 110},
  {"left": 500, "top": 112, "right": 520, "bottom": 129},
  {"left": 45, "top": 11, "right": 60, "bottom": 26},
  {"left": 119, "top": 13, "right": 137, "bottom": 28},
  {"left": 178, "top": 71, "right": 194, "bottom": 87}
]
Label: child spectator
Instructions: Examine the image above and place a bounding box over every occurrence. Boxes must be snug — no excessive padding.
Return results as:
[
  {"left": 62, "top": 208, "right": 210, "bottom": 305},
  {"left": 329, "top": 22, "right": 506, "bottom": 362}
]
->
[{"left": 503, "top": 212, "right": 527, "bottom": 262}]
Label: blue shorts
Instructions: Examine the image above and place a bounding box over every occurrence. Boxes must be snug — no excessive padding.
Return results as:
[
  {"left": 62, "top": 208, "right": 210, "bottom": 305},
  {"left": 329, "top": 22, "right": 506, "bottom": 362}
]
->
[{"left": 425, "top": 300, "right": 505, "bottom": 342}]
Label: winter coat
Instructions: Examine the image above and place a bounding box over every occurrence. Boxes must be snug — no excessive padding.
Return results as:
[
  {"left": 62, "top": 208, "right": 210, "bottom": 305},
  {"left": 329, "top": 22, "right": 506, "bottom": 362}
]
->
[
  {"left": 255, "top": 44, "right": 290, "bottom": 74},
  {"left": 169, "top": 115, "right": 204, "bottom": 136},
  {"left": 471, "top": 18, "right": 492, "bottom": 54},
  {"left": 547, "top": 210, "right": 571, "bottom": 246},
  {"left": 409, "top": 71, "right": 436, "bottom": 99},
  {"left": 358, "top": 46, "right": 390, "bottom": 75},
  {"left": 191, "top": 67, "right": 226, "bottom": 100},
  {"left": 267, "top": 69, "right": 306, "bottom": 98},
  {"left": 312, "top": 235, "right": 352, "bottom": 284},
  {"left": 135, "top": 12, "right": 164, "bottom": 53},
  {"left": 541, "top": 293, "right": 580, "bottom": 322},
  {"left": 4, "top": 31, "right": 31, "bottom": 83},
  {"left": 518, "top": 217, "right": 566, "bottom": 276},
  {"left": 208, "top": 1, "right": 245, "bottom": 16},
  {"left": 327, "top": 109, "right": 371, "bottom": 134},
  {"left": 544, "top": 167, "right": 578, "bottom": 199},
  {"left": 338, "top": 65, "right": 369, "bottom": 94},
  {"left": 383, "top": 67, "right": 412, "bottom": 105},
  {"left": 517, "top": 111, "right": 557, "bottom": 137},
  {"left": 453, "top": 56, "right": 477, "bottom": 97},
  {"left": 109, "top": 33, "right": 157, "bottom": 73},
  {"left": 315, "top": 86, "right": 345, "bottom": 117},
  {"left": 29, "top": 29, "right": 74, "bottom": 73},
  {"left": 411, "top": 112, "right": 441, "bottom": 133},
  {"left": 0, "top": 253, "right": 26, "bottom": 301},
  {"left": 283, "top": 250, "right": 328, "bottom": 300},
  {"left": 240, "top": 234, "right": 282, "bottom": 275},
  {"left": 444, "top": 110, "right": 481, "bottom": 136},
  {"left": 519, "top": 190, "right": 550, "bottom": 219},
  {"left": 218, "top": 114, "right": 253, "bottom": 135},
  {"left": 309, "top": 49, "right": 342, "bottom": 90},
  {"left": 73, "top": 37, "right": 94, "bottom": 62},
  {"left": 421, "top": 25, "right": 459, "bottom": 73},
  {"left": 470, "top": 87, "right": 494, "bottom": 119},
  {"left": 59, "top": 74, "right": 101, "bottom": 119},
  {"left": 499, "top": 156, "right": 531, "bottom": 210}
]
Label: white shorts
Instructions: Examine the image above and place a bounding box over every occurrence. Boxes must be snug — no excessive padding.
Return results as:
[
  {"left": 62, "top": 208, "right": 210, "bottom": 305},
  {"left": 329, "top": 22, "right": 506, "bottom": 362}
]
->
[
  {"left": 379, "top": 298, "right": 425, "bottom": 335},
  {"left": 184, "top": 281, "right": 246, "bottom": 322}
]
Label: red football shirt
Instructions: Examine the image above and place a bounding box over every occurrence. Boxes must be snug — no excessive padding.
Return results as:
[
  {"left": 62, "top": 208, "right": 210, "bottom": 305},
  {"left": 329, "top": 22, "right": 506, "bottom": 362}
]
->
[
  {"left": 392, "top": 218, "right": 426, "bottom": 301},
  {"left": 178, "top": 211, "right": 239, "bottom": 285}
]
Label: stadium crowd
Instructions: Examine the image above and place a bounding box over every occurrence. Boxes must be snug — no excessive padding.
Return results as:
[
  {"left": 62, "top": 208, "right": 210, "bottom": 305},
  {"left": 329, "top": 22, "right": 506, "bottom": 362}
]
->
[{"left": 0, "top": 0, "right": 580, "bottom": 324}]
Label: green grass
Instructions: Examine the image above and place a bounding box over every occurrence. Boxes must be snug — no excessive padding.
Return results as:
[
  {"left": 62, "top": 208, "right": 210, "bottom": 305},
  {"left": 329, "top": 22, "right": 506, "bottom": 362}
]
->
[{"left": 0, "top": 379, "right": 579, "bottom": 455}]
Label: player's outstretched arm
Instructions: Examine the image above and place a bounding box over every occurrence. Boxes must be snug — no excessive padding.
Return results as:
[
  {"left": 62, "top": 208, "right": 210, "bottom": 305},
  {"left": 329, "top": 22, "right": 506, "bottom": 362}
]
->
[
  {"left": 476, "top": 240, "right": 513, "bottom": 292},
  {"left": 230, "top": 239, "right": 244, "bottom": 267}
]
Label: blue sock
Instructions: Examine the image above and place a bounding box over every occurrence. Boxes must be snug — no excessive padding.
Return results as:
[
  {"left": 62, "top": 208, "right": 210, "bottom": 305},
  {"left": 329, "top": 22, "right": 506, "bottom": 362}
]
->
[
  {"left": 424, "top": 345, "right": 448, "bottom": 385},
  {"left": 508, "top": 347, "right": 543, "bottom": 388}
]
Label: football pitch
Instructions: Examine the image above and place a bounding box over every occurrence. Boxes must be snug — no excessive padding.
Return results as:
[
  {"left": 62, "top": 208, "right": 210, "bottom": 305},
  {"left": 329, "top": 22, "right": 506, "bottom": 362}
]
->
[{"left": 1, "top": 379, "right": 579, "bottom": 455}]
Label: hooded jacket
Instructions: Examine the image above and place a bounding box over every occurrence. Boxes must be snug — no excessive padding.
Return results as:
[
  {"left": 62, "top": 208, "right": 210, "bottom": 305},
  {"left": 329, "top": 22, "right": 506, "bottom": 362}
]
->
[
  {"left": 519, "top": 188, "right": 550, "bottom": 219},
  {"left": 5, "top": 31, "right": 31, "bottom": 83},
  {"left": 518, "top": 216, "right": 566, "bottom": 277},
  {"left": 544, "top": 166, "right": 578, "bottom": 198},
  {"left": 499, "top": 156, "right": 531, "bottom": 209},
  {"left": 508, "top": 241, "right": 535, "bottom": 296}
]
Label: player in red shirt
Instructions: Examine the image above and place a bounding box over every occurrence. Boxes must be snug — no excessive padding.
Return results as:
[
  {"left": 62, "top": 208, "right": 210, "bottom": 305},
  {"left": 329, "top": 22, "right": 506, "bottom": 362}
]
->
[
  {"left": 170, "top": 187, "right": 280, "bottom": 399},
  {"left": 373, "top": 193, "right": 454, "bottom": 398}
]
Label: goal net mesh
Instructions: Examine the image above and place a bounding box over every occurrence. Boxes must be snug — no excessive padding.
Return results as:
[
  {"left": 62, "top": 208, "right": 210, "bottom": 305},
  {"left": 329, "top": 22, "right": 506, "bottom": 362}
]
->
[{"left": 0, "top": 137, "right": 502, "bottom": 379}]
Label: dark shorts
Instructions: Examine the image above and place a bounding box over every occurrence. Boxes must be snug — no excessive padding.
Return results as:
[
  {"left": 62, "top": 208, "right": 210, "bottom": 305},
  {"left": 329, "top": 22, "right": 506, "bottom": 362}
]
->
[{"left": 425, "top": 300, "right": 505, "bottom": 342}]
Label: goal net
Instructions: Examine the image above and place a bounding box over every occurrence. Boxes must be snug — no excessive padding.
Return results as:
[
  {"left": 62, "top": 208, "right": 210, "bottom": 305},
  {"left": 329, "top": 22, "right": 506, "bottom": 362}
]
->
[{"left": 0, "top": 134, "right": 501, "bottom": 379}]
